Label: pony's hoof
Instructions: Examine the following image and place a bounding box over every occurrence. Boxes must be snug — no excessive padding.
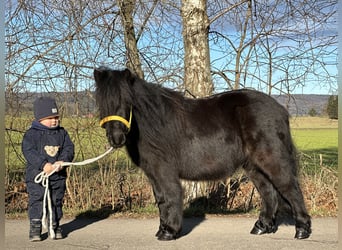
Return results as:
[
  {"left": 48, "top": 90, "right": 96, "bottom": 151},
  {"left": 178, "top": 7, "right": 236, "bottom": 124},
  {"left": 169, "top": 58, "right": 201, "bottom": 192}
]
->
[
  {"left": 250, "top": 220, "right": 276, "bottom": 235},
  {"left": 155, "top": 228, "right": 163, "bottom": 238},
  {"left": 295, "top": 227, "right": 311, "bottom": 239},
  {"left": 157, "top": 230, "right": 176, "bottom": 241},
  {"left": 250, "top": 226, "right": 266, "bottom": 235}
]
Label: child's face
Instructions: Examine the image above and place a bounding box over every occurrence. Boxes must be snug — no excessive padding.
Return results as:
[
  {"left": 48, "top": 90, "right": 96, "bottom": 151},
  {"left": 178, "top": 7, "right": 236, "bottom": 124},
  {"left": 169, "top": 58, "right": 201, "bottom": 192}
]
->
[{"left": 39, "top": 116, "right": 59, "bottom": 128}]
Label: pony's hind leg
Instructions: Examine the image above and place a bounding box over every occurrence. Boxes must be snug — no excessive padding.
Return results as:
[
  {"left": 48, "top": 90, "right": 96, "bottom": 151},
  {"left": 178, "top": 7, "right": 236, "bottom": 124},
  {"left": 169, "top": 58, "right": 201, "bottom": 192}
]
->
[
  {"left": 244, "top": 163, "right": 279, "bottom": 235},
  {"left": 272, "top": 173, "right": 311, "bottom": 239},
  {"left": 249, "top": 148, "right": 311, "bottom": 239}
]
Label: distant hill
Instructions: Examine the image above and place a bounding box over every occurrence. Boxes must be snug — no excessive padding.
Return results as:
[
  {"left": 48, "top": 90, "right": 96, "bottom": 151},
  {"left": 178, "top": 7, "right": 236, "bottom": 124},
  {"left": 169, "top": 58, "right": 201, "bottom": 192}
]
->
[
  {"left": 6, "top": 91, "right": 331, "bottom": 117},
  {"left": 273, "top": 94, "right": 330, "bottom": 116}
]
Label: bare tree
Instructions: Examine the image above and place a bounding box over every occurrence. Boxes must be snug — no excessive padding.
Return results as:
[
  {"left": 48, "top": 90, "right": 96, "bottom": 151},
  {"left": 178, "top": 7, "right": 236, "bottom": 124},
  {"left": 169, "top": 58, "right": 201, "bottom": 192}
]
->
[
  {"left": 119, "top": 0, "right": 144, "bottom": 78},
  {"left": 181, "top": 0, "right": 212, "bottom": 97},
  {"left": 208, "top": 0, "right": 337, "bottom": 95}
]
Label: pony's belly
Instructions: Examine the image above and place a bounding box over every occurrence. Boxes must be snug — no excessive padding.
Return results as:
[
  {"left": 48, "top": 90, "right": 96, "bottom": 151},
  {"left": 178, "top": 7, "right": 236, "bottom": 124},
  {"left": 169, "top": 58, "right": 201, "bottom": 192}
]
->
[
  {"left": 179, "top": 152, "right": 242, "bottom": 181},
  {"left": 178, "top": 135, "right": 245, "bottom": 180}
]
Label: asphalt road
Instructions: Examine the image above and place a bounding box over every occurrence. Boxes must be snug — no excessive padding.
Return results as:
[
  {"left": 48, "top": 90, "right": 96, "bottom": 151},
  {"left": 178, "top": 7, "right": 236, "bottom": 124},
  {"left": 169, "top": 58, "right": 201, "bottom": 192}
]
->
[{"left": 5, "top": 216, "right": 337, "bottom": 250}]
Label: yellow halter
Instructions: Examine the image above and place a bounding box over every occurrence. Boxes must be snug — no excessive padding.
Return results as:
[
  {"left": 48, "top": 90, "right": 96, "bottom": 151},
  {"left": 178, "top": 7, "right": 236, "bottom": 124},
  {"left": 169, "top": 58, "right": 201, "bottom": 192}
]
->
[{"left": 99, "top": 106, "right": 132, "bottom": 131}]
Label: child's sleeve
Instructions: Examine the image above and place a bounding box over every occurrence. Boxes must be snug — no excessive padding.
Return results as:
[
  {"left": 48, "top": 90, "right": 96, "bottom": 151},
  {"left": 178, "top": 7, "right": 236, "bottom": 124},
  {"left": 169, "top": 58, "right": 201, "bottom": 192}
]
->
[
  {"left": 22, "top": 131, "right": 47, "bottom": 176},
  {"left": 58, "top": 130, "right": 75, "bottom": 163}
]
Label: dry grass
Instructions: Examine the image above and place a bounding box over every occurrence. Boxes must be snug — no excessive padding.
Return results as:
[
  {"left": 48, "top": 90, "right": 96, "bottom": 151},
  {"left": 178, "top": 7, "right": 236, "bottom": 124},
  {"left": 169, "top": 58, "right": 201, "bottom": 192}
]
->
[
  {"left": 5, "top": 161, "right": 337, "bottom": 218},
  {"left": 290, "top": 116, "right": 338, "bottom": 129},
  {"left": 301, "top": 167, "right": 337, "bottom": 216}
]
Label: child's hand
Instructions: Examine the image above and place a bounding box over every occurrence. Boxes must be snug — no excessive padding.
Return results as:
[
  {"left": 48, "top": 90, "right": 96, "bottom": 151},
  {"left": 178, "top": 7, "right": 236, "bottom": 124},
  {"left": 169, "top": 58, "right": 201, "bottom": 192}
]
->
[
  {"left": 43, "top": 163, "right": 55, "bottom": 175},
  {"left": 53, "top": 161, "right": 64, "bottom": 172}
]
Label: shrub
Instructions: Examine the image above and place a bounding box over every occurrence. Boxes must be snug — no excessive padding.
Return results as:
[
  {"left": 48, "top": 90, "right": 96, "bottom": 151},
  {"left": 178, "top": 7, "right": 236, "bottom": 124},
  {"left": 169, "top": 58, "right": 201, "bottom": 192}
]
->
[
  {"left": 308, "top": 108, "right": 317, "bottom": 117},
  {"left": 326, "top": 95, "right": 338, "bottom": 119}
]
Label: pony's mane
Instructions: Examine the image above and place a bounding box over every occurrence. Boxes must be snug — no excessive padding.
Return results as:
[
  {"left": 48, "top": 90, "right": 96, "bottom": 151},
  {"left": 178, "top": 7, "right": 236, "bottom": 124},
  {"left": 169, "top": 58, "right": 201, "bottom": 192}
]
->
[
  {"left": 95, "top": 68, "right": 134, "bottom": 116},
  {"left": 129, "top": 74, "right": 188, "bottom": 148},
  {"left": 132, "top": 75, "right": 186, "bottom": 117}
]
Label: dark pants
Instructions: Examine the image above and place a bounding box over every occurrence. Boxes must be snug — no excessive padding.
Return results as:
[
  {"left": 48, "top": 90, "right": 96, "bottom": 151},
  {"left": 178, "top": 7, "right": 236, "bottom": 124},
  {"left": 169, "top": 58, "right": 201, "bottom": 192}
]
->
[{"left": 26, "top": 179, "right": 66, "bottom": 223}]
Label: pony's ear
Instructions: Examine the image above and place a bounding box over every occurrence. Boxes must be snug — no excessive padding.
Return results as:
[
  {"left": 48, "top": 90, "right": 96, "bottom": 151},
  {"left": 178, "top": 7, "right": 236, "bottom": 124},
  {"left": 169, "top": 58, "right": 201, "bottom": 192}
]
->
[
  {"left": 94, "top": 67, "right": 109, "bottom": 84},
  {"left": 123, "top": 68, "right": 135, "bottom": 86}
]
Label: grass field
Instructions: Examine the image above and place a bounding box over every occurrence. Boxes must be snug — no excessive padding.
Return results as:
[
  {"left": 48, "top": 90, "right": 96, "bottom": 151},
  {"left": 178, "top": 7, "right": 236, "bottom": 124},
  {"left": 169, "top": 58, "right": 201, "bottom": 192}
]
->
[
  {"left": 5, "top": 116, "right": 338, "bottom": 170},
  {"left": 290, "top": 117, "right": 338, "bottom": 170},
  {"left": 292, "top": 129, "right": 337, "bottom": 151}
]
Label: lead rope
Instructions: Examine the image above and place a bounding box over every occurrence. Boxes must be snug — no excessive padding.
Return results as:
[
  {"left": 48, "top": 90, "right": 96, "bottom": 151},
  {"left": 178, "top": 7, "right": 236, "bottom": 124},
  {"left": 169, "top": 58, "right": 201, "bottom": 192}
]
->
[{"left": 34, "top": 147, "right": 114, "bottom": 238}]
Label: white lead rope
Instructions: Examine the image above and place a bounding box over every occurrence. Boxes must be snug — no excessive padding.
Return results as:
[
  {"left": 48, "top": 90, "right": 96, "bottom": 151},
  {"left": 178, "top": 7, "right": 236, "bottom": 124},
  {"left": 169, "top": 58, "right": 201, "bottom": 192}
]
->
[{"left": 34, "top": 147, "right": 114, "bottom": 238}]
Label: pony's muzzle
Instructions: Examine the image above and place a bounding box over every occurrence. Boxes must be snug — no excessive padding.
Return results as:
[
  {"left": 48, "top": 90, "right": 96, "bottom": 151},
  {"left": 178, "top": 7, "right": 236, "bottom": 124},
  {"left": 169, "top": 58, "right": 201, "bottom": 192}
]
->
[{"left": 107, "top": 131, "right": 126, "bottom": 148}]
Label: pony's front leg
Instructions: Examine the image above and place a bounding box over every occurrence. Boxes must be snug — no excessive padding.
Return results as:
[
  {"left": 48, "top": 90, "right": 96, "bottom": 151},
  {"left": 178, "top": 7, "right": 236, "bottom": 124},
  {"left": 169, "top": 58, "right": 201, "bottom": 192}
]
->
[{"left": 148, "top": 173, "right": 183, "bottom": 241}]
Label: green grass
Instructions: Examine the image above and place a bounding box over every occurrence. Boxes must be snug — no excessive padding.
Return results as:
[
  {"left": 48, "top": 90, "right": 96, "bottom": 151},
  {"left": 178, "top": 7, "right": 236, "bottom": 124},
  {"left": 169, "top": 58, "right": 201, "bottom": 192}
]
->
[
  {"left": 292, "top": 128, "right": 338, "bottom": 170},
  {"left": 292, "top": 128, "right": 337, "bottom": 151}
]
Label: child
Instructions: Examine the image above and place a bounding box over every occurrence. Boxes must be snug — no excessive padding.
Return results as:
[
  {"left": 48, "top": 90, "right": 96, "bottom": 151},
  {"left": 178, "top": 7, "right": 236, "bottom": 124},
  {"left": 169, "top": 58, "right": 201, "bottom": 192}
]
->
[{"left": 22, "top": 96, "right": 74, "bottom": 241}]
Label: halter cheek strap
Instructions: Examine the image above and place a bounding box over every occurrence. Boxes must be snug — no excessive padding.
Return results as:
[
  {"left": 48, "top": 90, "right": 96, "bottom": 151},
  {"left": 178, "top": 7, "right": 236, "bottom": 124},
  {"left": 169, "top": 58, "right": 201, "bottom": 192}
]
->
[{"left": 99, "top": 106, "right": 133, "bottom": 131}]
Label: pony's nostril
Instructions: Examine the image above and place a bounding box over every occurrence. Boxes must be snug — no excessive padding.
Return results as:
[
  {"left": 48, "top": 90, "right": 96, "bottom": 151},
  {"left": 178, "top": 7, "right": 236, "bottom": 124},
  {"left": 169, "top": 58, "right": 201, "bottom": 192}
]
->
[
  {"left": 109, "top": 132, "right": 126, "bottom": 147},
  {"left": 114, "top": 134, "right": 125, "bottom": 145}
]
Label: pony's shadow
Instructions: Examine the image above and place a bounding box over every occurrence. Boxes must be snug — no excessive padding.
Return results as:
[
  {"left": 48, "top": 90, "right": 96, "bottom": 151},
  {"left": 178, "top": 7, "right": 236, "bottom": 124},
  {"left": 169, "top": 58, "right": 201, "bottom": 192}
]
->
[
  {"left": 179, "top": 214, "right": 295, "bottom": 239},
  {"left": 57, "top": 199, "right": 295, "bottom": 240},
  {"left": 61, "top": 206, "right": 113, "bottom": 238},
  {"left": 59, "top": 206, "right": 205, "bottom": 239},
  {"left": 180, "top": 217, "right": 206, "bottom": 237},
  {"left": 180, "top": 195, "right": 297, "bottom": 238}
]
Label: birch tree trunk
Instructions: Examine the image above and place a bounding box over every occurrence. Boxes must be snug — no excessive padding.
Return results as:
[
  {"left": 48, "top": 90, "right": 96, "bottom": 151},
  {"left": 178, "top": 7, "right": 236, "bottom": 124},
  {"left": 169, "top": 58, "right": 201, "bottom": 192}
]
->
[
  {"left": 119, "top": 0, "right": 144, "bottom": 79},
  {"left": 181, "top": 0, "right": 217, "bottom": 207},
  {"left": 181, "top": 0, "right": 213, "bottom": 97}
]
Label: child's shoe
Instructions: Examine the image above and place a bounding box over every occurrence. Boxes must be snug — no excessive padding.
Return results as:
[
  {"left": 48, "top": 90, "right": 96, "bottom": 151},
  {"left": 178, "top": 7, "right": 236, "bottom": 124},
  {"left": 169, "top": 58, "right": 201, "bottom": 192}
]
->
[
  {"left": 49, "top": 222, "right": 63, "bottom": 239},
  {"left": 54, "top": 224, "right": 63, "bottom": 239},
  {"left": 29, "top": 219, "right": 42, "bottom": 242}
]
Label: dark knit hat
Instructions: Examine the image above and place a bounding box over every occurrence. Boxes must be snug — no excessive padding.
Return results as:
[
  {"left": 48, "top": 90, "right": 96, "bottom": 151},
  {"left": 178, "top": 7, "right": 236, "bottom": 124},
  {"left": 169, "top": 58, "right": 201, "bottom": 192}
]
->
[{"left": 33, "top": 97, "right": 59, "bottom": 121}]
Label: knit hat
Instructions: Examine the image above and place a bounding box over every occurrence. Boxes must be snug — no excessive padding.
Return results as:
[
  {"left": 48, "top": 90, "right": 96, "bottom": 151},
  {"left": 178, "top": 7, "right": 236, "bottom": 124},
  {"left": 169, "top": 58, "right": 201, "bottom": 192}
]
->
[{"left": 33, "top": 97, "right": 59, "bottom": 121}]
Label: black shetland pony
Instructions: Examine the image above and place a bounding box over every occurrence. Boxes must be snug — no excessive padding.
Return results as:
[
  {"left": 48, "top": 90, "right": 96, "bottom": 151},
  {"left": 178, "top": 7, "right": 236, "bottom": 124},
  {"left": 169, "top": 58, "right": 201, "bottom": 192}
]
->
[{"left": 94, "top": 67, "right": 311, "bottom": 241}]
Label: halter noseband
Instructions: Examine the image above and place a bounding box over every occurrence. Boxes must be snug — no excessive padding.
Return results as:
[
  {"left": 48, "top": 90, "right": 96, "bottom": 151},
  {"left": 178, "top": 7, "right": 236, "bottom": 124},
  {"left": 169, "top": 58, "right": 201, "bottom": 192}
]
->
[{"left": 99, "top": 106, "right": 132, "bottom": 131}]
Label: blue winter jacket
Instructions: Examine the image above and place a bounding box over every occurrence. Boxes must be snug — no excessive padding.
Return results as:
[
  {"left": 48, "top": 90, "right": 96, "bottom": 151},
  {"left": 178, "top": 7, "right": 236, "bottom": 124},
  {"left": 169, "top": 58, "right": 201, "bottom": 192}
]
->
[{"left": 22, "top": 120, "right": 75, "bottom": 182}]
